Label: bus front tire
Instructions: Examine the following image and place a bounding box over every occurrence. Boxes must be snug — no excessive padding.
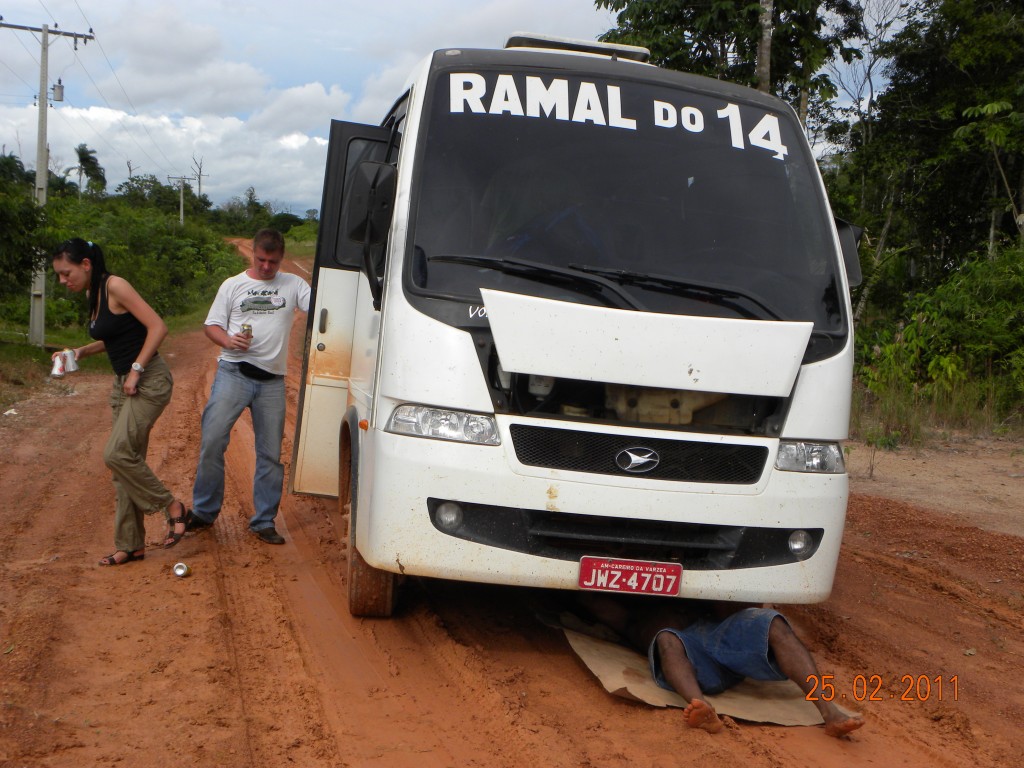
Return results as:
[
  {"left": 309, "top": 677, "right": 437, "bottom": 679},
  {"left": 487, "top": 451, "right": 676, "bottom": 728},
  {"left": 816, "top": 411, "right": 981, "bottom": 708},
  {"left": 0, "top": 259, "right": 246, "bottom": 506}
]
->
[
  {"left": 341, "top": 441, "right": 397, "bottom": 617},
  {"left": 347, "top": 543, "right": 397, "bottom": 618}
]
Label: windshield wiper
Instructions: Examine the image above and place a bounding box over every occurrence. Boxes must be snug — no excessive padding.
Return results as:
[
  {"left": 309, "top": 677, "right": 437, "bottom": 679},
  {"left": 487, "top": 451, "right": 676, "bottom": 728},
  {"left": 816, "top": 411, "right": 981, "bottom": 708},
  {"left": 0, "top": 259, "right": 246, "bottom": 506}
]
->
[
  {"left": 568, "top": 264, "right": 782, "bottom": 321},
  {"left": 427, "top": 254, "right": 646, "bottom": 311}
]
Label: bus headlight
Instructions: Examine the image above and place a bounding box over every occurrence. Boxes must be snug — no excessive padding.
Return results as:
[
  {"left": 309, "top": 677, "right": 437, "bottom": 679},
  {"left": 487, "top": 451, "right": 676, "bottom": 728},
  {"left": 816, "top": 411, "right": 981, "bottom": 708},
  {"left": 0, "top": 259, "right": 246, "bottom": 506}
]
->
[
  {"left": 386, "top": 405, "right": 501, "bottom": 445},
  {"left": 775, "top": 441, "right": 844, "bottom": 473}
]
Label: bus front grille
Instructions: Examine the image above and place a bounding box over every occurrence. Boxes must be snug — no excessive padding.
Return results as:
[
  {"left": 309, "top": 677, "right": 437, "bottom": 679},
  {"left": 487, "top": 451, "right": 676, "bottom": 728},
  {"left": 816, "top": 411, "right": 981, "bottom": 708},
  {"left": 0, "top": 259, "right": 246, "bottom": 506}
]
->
[{"left": 509, "top": 424, "right": 767, "bottom": 484}]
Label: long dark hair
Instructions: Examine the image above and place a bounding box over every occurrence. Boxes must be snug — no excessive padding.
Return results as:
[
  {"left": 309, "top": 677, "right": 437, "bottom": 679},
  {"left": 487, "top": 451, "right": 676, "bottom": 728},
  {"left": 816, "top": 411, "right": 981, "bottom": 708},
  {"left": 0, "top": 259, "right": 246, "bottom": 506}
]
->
[{"left": 54, "top": 238, "right": 108, "bottom": 319}]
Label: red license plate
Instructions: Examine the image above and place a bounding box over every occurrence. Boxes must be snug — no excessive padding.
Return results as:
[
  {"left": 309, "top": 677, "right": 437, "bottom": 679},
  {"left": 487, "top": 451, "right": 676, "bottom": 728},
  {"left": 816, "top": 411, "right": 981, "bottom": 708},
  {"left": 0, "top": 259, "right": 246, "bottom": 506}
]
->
[{"left": 578, "top": 556, "right": 682, "bottom": 596}]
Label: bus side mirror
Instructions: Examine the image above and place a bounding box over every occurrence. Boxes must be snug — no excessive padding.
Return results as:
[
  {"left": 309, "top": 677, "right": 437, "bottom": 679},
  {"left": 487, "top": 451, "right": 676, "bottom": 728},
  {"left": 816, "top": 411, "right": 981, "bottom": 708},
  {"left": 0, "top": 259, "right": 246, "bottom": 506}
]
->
[
  {"left": 346, "top": 161, "right": 397, "bottom": 246},
  {"left": 834, "top": 217, "right": 863, "bottom": 288}
]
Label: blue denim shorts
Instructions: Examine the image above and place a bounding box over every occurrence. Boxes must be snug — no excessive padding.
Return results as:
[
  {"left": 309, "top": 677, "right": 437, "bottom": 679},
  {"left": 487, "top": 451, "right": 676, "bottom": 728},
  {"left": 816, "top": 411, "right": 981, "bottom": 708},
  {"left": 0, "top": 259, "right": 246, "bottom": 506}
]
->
[{"left": 648, "top": 608, "right": 788, "bottom": 695}]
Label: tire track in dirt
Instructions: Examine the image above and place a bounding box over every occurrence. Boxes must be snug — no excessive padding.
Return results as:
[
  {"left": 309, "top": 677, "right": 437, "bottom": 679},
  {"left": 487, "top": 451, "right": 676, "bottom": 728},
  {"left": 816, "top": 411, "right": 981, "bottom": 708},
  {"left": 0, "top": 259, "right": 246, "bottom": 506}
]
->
[
  {"left": 164, "top": 279, "right": 346, "bottom": 766},
  {"left": 252, "top": 273, "right": 580, "bottom": 767},
  {"left": 0, "top": 378, "right": 112, "bottom": 764}
]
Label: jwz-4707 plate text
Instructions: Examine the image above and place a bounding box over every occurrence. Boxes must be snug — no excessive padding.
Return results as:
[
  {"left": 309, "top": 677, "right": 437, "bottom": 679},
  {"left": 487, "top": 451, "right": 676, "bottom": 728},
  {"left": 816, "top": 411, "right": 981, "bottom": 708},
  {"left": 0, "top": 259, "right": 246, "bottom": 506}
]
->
[{"left": 578, "top": 556, "right": 682, "bottom": 596}]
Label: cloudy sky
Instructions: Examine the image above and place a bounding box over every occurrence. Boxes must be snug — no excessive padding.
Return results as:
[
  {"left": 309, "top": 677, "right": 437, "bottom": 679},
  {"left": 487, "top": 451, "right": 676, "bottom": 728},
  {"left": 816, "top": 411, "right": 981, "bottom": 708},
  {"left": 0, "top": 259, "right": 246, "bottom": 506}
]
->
[{"left": 1, "top": 0, "right": 617, "bottom": 215}]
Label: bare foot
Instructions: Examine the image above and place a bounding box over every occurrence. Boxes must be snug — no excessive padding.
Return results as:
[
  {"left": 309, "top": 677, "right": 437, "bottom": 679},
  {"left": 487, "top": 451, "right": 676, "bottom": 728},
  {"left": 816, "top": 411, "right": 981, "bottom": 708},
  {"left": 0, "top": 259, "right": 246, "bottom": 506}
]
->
[
  {"left": 824, "top": 713, "right": 864, "bottom": 738},
  {"left": 683, "top": 698, "right": 724, "bottom": 734}
]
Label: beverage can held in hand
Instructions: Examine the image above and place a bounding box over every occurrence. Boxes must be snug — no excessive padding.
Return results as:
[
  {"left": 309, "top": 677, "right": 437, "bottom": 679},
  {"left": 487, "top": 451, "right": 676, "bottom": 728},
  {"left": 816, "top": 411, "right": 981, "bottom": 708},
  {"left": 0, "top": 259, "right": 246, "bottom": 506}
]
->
[
  {"left": 240, "top": 323, "right": 253, "bottom": 339},
  {"left": 62, "top": 348, "right": 78, "bottom": 373},
  {"left": 50, "top": 354, "right": 65, "bottom": 378}
]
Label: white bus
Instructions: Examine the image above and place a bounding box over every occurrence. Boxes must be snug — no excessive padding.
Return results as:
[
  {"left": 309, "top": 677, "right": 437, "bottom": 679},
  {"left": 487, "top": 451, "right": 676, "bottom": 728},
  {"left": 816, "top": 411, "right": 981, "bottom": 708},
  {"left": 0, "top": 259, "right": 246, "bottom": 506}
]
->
[{"left": 291, "top": 34, "right": 862, "bottom": 617}]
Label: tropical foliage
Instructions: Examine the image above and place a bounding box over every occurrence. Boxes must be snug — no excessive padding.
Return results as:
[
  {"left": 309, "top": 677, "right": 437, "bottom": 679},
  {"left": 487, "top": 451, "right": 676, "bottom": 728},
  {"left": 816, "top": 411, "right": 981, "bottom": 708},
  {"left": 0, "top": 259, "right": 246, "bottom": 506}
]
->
[
  {"left": 598, "top": 0, "right": 1024, "bottom": 436},
  {"left": 0, "top": 153, "right": 44, "bottom": 297},
  {"left": 0, "top": 147, "right": 291, "bottom": 328}
]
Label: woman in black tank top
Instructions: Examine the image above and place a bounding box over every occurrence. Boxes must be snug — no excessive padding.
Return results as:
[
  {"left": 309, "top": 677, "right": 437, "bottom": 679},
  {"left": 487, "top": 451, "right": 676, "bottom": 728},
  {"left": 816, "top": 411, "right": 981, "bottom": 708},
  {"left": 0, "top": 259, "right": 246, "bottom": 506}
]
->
[{"left": 52, "top": 239, "right": 189, "bottom": 566}]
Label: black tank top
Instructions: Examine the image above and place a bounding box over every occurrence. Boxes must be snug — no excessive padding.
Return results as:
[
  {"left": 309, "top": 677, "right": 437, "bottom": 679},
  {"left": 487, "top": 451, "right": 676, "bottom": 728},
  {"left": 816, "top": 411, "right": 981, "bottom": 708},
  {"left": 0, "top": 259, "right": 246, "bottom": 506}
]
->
[{"left": 89, "top": 275, "right": 149, "bottom": 376}]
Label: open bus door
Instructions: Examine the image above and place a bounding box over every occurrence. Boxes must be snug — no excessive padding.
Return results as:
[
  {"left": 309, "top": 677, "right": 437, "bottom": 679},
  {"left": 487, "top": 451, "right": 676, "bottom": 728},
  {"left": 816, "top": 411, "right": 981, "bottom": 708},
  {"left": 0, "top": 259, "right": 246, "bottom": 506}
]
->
[{"left": 290, "top": 120, "right": 391, "bottom": 496}]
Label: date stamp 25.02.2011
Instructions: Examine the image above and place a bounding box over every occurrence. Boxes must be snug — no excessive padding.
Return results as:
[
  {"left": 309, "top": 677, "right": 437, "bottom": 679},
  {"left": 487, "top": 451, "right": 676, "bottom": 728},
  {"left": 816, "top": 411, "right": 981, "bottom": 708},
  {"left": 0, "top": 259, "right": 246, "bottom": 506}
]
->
[{"left": 805, "top": 674, "right": 959, "bottom": 703}]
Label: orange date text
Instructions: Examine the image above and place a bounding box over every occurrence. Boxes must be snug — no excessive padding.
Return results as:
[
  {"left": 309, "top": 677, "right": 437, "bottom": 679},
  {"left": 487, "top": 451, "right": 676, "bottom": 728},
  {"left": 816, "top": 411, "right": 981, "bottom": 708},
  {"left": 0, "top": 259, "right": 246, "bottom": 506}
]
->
[{"left": 805, "top": 674, "right": 959, "bottom": 702}]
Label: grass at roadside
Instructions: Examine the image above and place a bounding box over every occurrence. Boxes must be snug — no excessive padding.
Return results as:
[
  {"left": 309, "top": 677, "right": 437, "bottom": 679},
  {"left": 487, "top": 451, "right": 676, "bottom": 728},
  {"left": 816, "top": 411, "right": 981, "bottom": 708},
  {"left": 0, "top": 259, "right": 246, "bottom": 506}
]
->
[
  {"left": 286, "top": 239, "right": 316, "bottom": 259},
  {"left": 1, "top": 292, "right": 218, "bottom": 412},
  {"left": 0, "top": 342, "right": 52, "bottom": 411},
  {"left": 849, "top": 378, "right": 1023, "bottom": 447},
  {"left": 0, "top": 336, "right": 116, "bottom": 412}
]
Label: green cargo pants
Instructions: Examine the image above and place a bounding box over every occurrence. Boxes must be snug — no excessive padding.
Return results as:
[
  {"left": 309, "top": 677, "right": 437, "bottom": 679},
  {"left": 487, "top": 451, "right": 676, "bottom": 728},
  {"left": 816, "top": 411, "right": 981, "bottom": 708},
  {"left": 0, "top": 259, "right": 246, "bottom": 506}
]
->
[{"left": 104, "top": 355, "right": 175, "bottom": 552}]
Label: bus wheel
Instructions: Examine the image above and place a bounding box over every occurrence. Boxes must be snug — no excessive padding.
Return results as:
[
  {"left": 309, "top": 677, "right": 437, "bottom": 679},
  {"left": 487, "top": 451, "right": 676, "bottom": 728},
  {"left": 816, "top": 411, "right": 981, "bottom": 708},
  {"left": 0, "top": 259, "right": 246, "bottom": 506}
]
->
[
  {"left": 347, "top": 543, "right": 397, "bottom": 618},
  {"left": 340, "top": 440, "right": 396, "bottom": 617}
]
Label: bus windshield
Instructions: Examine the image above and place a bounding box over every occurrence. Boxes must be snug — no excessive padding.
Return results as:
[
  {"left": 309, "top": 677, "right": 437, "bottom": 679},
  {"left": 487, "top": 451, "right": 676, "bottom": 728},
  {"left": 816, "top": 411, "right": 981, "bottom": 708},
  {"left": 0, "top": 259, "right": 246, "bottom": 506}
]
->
[{"left": 407, "top": 66, "right": 847, "bottom": 356}]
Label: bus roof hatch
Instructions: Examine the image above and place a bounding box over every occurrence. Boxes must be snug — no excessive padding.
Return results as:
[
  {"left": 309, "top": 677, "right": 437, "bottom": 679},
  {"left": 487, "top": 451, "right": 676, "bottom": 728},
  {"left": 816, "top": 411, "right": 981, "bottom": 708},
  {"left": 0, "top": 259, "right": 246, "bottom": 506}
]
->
[{"left": 504, "top": 32, "right": 651, "bottom": 63}]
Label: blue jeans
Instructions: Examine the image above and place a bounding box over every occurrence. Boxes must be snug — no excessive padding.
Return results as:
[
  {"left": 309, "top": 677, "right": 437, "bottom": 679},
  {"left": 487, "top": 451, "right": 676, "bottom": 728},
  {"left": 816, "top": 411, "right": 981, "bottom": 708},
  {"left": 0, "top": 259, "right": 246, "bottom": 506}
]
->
[
  {"left": 192, "top": 360, "right": 286, "bottom": 531},
  {"left": 648, "top": 608, "right": 788, "bottom": 695}
]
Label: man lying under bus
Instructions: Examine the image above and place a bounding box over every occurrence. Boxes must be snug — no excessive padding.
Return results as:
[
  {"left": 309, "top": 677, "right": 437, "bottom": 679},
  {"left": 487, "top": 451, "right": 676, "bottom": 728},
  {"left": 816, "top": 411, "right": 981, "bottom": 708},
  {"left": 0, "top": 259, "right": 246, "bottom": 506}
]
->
[{"left": 577, "top": 593, "right": 865, "bottom": 737}]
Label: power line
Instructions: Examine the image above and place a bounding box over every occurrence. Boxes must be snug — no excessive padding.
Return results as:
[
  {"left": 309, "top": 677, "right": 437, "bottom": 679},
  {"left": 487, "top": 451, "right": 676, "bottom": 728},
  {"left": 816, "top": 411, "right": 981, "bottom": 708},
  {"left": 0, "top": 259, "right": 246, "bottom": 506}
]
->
[
  {"left": 71, "top": 1, "right": 178, "bottom": 172},
  {"left": 1, "top": 9, "right": 183, "bottom": 179},
  {"left": 51, "top": 40, "right": 171, "bottom": 174}
]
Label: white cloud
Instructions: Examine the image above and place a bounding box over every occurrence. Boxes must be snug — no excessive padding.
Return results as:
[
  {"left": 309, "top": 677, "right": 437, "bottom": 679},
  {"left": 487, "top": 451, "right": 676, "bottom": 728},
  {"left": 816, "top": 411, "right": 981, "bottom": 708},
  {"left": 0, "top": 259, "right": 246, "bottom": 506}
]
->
[
  {"left": 247, "top": 83, "right": 351, "bottom": 135},
  {"left": 0, "top": 0, "right": 617, "bottom": 213}
]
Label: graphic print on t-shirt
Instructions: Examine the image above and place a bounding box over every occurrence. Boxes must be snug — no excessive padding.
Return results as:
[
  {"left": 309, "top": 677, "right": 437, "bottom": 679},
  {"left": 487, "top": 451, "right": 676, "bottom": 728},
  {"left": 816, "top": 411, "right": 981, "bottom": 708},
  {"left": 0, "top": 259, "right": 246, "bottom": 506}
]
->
[{"left": 240, "top": 292, "right": 287, "bottom": 314}]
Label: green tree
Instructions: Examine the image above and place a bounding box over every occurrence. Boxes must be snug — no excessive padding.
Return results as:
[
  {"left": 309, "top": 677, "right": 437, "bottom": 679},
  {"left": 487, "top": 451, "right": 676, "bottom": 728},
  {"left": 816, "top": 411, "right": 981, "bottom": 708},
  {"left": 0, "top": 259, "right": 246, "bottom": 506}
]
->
[
  {"left": 868, "top": 0, "right": 1024, "bottom": 272},
  {"left": 244, "top": 186, "right": 269, "bottom": 220},
  {"left": 0, "top": 153, "right": 34, "bottom": 186},
  {"left": 206, "top": 187, "right": 272, "bottom": 234},
  {"left": 269, "top": 211, "right": 303, "bottom": 233},
  {"left": 72, "top": 143, "right": 106, "bottom": 194},
  {"left": 596, "top": 0, "right": 763, "bottom": 81},
  {"left": 0, "top": 153, "right": 44, "bottom": 300},
  {"left": 595, "top": 0, "right": 862, "bottom": 124},
  {"left": 114, "top": 174, "right": 209, "bottom": 219}
]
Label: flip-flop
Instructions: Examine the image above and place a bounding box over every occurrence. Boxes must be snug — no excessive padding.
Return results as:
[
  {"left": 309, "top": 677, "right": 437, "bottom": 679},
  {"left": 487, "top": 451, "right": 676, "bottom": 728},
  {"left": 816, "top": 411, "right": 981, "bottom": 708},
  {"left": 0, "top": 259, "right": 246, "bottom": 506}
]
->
[{"left": 98, "top": 549, "right": 145, "bottom": 566}]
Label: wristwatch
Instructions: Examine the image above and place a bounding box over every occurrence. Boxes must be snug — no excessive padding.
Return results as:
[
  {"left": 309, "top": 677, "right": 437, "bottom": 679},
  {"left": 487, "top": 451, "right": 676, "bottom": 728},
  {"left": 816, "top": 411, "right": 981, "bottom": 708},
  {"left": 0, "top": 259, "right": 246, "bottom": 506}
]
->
[{"left": 131, "top": 362, "right": 145, "bottom": 373}]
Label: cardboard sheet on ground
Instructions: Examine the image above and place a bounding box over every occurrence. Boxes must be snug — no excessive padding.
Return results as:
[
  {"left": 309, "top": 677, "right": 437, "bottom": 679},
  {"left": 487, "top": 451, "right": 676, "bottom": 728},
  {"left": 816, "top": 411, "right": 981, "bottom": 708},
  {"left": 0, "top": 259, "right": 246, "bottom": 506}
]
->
[{"left": 564, "top": 628, "right": 833, "bottom": 726}]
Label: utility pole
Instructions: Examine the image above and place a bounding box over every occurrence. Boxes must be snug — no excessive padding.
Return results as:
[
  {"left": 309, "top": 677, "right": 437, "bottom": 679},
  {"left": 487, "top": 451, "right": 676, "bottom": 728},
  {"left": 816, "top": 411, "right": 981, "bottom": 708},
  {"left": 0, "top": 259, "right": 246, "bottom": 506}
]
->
[
  {"left": 168, "top": 175, "right": 195, "bottom": 225},
  {"left": 192, "top": 156, "right": 208, "bottom": 199},
  {"left": 0, "top": 18, "right": 94, "bottom": 346}
]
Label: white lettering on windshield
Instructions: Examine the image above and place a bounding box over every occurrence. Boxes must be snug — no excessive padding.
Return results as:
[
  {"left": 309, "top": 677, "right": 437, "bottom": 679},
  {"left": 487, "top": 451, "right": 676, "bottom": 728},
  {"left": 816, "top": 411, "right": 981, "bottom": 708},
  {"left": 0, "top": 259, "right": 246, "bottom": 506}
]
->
[
  {"left": 526, "top": 77, "right": 569, "bottom": 119},
  {"left": 468, "top": 305, "right": 488, "bottom": 319},
  {"left": 450, "top": 73, "right": 789, "bottom": 161},
  {"left": 450, "top": 73, "right": 637, "bottom": 130}
]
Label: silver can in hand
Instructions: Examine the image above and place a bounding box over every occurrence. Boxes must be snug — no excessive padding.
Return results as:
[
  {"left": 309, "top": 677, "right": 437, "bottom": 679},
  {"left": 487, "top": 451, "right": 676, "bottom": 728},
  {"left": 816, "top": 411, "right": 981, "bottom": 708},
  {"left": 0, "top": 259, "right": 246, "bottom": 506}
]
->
[
  {"left": 62, "top": 348, "right": 78, "bottom": 373},
  {"left": 50, "top": 353, "right": 66, "bottom": 378},
  {"left": 240, "top": 323, "right": 253, "bottom": 339}
]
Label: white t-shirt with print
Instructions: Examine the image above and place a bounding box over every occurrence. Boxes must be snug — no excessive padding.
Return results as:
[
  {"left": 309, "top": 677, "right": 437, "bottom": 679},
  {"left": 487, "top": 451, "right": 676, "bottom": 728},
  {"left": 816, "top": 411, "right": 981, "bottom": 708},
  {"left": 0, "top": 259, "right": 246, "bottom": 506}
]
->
[{"left": 205, "top": 270, "right": 311, "bottom": 376}]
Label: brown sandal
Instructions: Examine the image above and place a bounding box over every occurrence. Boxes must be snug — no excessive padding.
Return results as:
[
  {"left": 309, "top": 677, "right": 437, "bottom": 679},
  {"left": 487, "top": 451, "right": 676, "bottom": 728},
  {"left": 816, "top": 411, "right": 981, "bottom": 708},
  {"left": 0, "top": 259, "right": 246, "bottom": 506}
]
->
[
  {"left": 99, "top": 549, "right": 145, "bottom": 566},
  {"left": 163, "top": 500, "right": 190, "bottom": 548}
]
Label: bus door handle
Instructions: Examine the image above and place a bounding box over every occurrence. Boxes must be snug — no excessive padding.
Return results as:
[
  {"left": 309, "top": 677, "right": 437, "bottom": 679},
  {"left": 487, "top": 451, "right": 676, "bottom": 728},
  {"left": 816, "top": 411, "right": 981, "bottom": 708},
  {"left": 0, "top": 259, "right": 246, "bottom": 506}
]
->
[{"left": 319, "top": 308, "right": 328, "bottom": 334}]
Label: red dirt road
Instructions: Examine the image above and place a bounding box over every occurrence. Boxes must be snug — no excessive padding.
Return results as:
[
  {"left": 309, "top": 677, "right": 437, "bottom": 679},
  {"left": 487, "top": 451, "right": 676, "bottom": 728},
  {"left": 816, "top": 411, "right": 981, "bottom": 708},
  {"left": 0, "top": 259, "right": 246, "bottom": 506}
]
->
[{"left": 1, "top": 246, "right": 1022, "bottom": 767}]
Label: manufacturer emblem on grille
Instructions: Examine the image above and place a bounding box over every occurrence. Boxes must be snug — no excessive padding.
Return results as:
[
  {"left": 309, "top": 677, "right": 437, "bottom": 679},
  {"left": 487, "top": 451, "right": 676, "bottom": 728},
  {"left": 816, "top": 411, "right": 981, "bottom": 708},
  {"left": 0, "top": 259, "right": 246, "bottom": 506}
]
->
[{"left": 615, "top": 447, "right": 660, "bottom": 473}]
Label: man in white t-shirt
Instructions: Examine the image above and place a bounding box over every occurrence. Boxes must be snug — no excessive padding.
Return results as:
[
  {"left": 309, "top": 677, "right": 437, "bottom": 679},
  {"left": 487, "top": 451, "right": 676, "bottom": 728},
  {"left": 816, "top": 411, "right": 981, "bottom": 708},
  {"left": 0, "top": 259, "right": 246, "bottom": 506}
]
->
[{"left": 188, "top": 228, "right": 311, "bottom": 544}]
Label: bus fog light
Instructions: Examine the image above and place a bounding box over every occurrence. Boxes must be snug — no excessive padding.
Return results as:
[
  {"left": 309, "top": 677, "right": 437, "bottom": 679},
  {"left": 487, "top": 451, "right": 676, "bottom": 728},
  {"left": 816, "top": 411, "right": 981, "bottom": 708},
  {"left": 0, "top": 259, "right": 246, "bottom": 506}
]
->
[
  {"left": 788, "top": 530, "right": 814, "bottom": 559},
  {"left": 435, "top": 502, "right": 464, "bottom": 530}
]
